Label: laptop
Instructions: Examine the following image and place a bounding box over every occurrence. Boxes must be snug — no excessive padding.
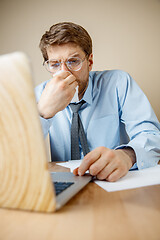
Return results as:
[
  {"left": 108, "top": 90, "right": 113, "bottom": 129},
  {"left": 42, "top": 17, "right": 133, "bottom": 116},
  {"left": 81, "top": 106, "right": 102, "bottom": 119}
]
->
[{"left": 0, "top": 52, "right": 92, "bottom": 213}]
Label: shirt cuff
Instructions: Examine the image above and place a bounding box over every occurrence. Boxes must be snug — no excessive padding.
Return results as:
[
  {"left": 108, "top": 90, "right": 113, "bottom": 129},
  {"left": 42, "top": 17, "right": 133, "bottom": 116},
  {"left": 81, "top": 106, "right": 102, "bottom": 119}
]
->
[{"left": 115, "top": 144, "right": 159, "bottom": 170}]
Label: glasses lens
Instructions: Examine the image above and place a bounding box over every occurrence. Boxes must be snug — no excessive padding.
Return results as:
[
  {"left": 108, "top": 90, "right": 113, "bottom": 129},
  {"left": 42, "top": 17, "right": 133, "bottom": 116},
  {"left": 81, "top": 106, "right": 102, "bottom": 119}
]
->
[
  {"left": 44, "top": 56, "right": 85, "bottom": 73},
  {"left": 45, "top": 60, "right": 60, "bottom": 73},
  {"left": 67, "top": 57, "right": 82, "bottom": 71}
]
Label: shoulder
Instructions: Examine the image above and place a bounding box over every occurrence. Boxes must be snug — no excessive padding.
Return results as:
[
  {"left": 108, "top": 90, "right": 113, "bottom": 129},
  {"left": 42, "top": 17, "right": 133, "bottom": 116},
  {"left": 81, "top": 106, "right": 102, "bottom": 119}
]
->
[
  {"left": 89, "top": 70, "right": 132, "bottom": 89},
  {"left": 90, "top": 69, "right": 131, "bottom": 81}
]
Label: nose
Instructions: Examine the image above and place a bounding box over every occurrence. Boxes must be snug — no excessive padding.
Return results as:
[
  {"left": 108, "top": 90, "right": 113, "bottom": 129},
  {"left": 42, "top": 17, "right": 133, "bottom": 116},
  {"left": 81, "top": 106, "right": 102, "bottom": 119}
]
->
[{"left": 61, "top": 61, "right": 69, "bottom": 72}]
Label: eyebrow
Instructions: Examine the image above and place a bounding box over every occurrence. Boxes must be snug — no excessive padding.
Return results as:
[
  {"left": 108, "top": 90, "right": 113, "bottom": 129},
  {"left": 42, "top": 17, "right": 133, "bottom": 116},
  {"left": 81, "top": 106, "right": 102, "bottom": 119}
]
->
[
  {"left": 69, "top": 53, "right": 81, "bottom": 58},
  {"left": 48, "top": 53, "right": 82, "bottom": 62}
]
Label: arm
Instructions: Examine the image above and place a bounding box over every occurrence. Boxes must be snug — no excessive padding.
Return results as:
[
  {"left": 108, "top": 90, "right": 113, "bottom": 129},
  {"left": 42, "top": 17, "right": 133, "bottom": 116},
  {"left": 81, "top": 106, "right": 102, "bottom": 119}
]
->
[
  {"left": 74, "top": 71, "right": 160, "bottom": 181},
  {"left": 117, "top": 72, "right": 160, "bottom": 169},
  {"left": 35, "top": 71, "right": 77, "bottom": 137}
]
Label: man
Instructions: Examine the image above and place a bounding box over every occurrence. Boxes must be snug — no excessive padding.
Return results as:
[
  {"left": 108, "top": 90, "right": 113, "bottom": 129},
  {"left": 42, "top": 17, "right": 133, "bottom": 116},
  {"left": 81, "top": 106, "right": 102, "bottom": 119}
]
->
[{"left": 35, "top": 22, "right": 160, "bottom": 182}]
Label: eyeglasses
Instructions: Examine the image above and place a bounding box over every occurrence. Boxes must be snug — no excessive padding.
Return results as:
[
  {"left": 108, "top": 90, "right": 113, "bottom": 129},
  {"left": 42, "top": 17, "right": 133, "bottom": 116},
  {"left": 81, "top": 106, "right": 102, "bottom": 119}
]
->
[{"left": 43, "top": 56, "right": 86, "bottom": 73}]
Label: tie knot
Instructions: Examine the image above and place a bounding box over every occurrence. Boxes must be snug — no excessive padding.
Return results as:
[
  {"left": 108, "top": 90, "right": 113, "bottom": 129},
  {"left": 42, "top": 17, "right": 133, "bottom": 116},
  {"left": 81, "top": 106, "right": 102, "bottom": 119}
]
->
[{"left": 70, "top": 101, "right": 85, "bottom": 113}]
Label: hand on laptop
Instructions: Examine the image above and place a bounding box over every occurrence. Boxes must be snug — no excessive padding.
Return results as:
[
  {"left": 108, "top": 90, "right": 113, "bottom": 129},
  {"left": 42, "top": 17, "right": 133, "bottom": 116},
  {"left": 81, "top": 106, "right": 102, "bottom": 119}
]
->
[
  {"left": 73, "top": 147, "right": 136, "bottom": 182},
  {"left": 38, "top": 71, "right": 77, "bottom": 119}
]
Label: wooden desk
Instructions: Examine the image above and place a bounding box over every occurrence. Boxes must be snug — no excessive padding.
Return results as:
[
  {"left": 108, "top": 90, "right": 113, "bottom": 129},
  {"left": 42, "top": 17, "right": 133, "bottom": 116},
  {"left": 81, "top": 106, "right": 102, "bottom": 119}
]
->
[{"left": 0, "top": 163, "right": 160, "bottom": 240}]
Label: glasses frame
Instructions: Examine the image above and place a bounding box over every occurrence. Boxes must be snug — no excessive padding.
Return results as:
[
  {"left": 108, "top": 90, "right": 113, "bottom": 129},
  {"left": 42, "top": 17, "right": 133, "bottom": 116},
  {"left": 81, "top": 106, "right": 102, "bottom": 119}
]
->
[{"left": 43, "top": 56, "right": 86, "bottom": 73}]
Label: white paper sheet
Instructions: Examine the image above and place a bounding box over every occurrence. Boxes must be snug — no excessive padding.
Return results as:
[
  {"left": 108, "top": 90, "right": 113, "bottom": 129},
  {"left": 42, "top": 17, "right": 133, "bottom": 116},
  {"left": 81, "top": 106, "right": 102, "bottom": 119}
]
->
[
  {"left": 95, "top": 165, "right": 160, "bottom": 192},
  {"left": 56, "top": 161, "right": 160, "bottom": 192},
  {"left": 56, "top": 160, "right": 83, "bottom": 172}
]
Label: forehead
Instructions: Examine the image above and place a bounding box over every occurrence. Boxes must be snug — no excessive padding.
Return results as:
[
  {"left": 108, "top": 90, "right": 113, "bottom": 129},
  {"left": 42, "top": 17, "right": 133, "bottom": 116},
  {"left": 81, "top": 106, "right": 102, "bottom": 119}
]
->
[{"left": 47, "top": 43, "right": 85, "bottom": 60}]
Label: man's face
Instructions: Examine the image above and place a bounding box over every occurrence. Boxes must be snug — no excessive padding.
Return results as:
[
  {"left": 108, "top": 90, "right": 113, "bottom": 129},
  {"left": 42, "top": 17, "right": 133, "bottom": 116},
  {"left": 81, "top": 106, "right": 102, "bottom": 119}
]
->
[{"left": 46, "top": 42, "right": 93, "bottom": 99}]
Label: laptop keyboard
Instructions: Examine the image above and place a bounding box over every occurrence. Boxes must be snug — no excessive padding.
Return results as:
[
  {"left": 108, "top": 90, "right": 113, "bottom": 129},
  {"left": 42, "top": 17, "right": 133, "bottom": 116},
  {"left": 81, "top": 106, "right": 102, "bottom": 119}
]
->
[{"left": 54, "top": 181, "right": 74, "bottom": 196}]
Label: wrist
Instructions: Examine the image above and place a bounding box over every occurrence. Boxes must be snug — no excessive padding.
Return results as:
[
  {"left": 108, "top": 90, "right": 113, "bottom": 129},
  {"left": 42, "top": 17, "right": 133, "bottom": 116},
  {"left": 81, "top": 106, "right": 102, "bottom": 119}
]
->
[{"left": 122, "top": 147, "right": 136, "bottom": 167}]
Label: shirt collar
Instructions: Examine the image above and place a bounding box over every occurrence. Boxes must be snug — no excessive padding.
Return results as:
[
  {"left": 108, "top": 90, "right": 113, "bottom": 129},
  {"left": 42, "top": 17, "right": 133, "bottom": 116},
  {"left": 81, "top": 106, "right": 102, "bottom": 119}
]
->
[{"left": 82, "top": 73, "right": 93, "bottom": 105}]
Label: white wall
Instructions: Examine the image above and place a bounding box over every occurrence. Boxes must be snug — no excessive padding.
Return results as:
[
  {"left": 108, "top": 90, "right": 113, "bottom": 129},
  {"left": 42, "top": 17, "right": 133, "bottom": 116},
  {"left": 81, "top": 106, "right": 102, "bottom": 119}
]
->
[{"left": 0, "top": 0, "right": 160, "bottom": 119}]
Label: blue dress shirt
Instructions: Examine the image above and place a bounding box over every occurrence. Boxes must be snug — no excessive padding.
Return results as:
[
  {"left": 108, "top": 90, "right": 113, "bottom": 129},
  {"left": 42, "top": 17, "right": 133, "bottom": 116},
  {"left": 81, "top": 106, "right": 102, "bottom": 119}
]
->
[{"left": 35, "top": 70, "right": 160, "bottom": 170}]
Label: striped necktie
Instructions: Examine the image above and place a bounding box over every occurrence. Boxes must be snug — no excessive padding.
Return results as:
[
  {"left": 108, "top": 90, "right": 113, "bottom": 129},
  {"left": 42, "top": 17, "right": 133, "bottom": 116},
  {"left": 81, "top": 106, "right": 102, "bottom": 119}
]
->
[{"left": 70, "top": 101, "right": 90, "bottom": 160}]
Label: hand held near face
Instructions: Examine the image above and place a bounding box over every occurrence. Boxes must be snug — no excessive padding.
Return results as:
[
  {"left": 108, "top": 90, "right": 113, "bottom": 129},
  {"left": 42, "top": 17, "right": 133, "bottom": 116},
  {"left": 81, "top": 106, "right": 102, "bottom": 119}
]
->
[
  {"left": 38, "top": 69, "right": 78, "bottom": 119},
  {"left": 53, "top": 70, "right": 79, "bottom": 103}
]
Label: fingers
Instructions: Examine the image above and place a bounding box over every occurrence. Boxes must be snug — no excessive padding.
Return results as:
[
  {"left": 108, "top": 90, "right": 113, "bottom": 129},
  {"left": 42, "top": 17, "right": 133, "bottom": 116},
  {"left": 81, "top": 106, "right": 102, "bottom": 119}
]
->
[
  {"left": 38, "top": 71, "right": 78, "bottom": 119},
  {"left": 52, "top": 71, "right": 78, "bottom": 94},
  {"left": 62, "top": 74, "right": 77, "bottom": 87},
  {"left": 75, "top": 147, "right": 130, "bottom": 182},
  {"left": 53, "top": 71, "right": 77, "bottom": 86},
  {"left": 78, "top": 148, "right": 102, "bottom": 176},
  {"left": 89, "top": 149, "right": 115, "bottom": 176},
  {"left": 73, "top": 162, "right": 126, "bottom": 182},
  {"left": 96, "top": 161, "right": 124, "bottom": 182},
  {"left": 105, "top": 168, "right": 126, "bottom": 182},
  {"left": 73, "top": 167, "right": 79, "bottom": 175},
  {"left": 96, "top": 159, "right": 116, "bottom": 180},
  {"left": 78, "top": 147, "right": 110, "bottom": 176},
  {"left": 52, "top": 70, "right": 71, "bottom": 79}
]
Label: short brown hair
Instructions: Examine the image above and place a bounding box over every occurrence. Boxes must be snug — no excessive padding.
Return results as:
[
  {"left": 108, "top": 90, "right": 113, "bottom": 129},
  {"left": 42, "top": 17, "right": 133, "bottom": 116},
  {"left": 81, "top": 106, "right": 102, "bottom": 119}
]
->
[{"left": 39, "top": 22, "right": 92, "bottom": 62}]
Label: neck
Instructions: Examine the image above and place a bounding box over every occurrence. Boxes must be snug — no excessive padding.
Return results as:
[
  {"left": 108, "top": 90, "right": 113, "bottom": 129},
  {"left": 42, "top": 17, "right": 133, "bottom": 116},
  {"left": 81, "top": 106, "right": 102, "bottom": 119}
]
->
[{"left": 78, "top": 81, "right": 89, "bottom": 100}]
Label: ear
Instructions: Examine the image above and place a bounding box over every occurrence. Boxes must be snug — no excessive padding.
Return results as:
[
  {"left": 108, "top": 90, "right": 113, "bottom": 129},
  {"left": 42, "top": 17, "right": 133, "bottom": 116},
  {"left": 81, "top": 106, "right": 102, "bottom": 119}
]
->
[{"left": 88, "top": 53, "right": 93, "bottom": 71}]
